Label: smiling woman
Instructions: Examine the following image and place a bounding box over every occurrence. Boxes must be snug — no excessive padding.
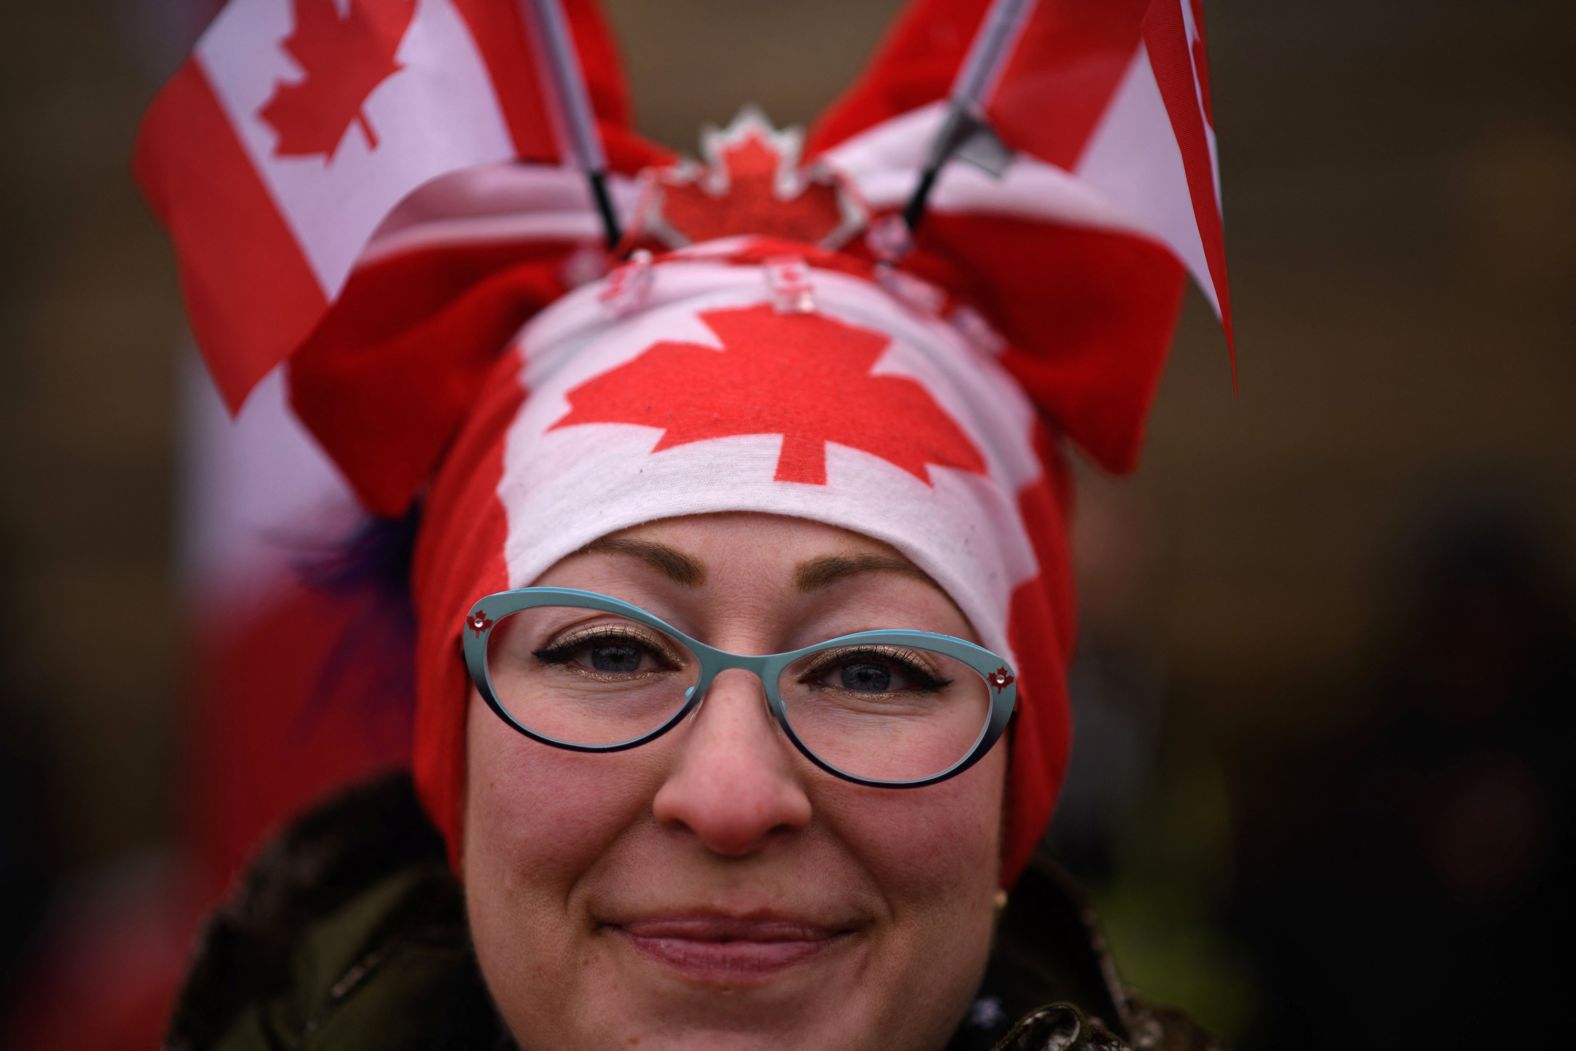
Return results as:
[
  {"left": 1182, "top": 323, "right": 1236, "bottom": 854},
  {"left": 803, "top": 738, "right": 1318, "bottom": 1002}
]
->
[
  {"left": 142, "top": 0, "right": 1233, "bottom": 1047},
  {"left": 463, "top": 516, "right": 1008, "bottom": 1049}
]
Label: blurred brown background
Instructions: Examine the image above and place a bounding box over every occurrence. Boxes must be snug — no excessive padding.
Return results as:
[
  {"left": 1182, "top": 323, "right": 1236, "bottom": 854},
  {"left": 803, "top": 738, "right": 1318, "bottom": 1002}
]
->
[{"left": 2, "top": 0, "right": 1572, "bottom": 1047}]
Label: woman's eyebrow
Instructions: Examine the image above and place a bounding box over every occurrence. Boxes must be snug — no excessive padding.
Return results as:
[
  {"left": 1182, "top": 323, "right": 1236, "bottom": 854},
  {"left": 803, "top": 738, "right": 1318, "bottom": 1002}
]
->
[
  {"left": 794, "top": 554, "right": 930, "bottom": 592},
  {"left": 579, "top": 537, "right": 706, "bottom": 586}
]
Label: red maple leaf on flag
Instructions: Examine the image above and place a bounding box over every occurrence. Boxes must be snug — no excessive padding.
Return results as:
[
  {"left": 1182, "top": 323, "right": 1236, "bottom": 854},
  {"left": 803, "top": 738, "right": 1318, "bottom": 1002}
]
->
[
  {"left": 550, "top": 304, "right": 986, "bottom": 486},
  {"left": 259, "top": 0, "right": 418, "bottom": 161}
]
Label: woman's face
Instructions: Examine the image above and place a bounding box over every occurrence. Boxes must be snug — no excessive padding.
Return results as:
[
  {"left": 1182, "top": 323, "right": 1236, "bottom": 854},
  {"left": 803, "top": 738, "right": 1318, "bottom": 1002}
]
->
[{"left": 463, "top": 513, "right": 1007, "bottom": 1051}]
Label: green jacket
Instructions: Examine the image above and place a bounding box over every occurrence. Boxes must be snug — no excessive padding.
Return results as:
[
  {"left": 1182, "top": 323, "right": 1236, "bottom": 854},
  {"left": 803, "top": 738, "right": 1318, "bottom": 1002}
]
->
[{"left": 164, "top": 775, "right": 1221, "bottom": 1051}]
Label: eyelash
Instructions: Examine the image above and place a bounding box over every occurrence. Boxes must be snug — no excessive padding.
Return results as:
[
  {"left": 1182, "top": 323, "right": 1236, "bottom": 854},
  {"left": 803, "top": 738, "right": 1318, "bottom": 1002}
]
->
[
  {"left": 532, "top": 624, "right": 685, "bottom": 669},
  {"left": 798, "top": 645, "right": 951, "bottom": 692}
]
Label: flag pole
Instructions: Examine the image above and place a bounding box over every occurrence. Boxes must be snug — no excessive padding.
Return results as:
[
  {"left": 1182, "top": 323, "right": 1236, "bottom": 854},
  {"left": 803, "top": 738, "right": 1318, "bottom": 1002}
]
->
[
  {"left": 901, "top": 0, "right": 1036, "bottom": 237},
  {"left": 524, "top": 0, "right": 622, "bottom": 248}
]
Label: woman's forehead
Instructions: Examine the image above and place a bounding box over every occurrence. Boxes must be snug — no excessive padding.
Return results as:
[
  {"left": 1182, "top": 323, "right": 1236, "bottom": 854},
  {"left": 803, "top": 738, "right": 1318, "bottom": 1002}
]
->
[
  {"left": 538, "top": 512, "right": 974, "bottom": 627},
  {"left": 612, "top": 512, "right": 912, "bottom": 562}
]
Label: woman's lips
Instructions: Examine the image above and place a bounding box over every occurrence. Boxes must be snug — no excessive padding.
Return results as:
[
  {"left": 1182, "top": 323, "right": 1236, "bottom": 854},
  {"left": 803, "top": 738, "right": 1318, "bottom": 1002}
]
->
[{"left": 614, "top": 915, "right": 850, "bottom": 981}]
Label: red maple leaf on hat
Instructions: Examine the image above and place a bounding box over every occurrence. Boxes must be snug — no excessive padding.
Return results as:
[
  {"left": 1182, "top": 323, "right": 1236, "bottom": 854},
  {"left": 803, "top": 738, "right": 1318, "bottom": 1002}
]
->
[
  {"left": 259, "top": 0, "right": 417, "bottom": 161},
  {"left": 550, "top": 304, "right": 986, "bottom": 486},
  {"left": 638, "top": 109, "right": 865, "bottom": 249}
]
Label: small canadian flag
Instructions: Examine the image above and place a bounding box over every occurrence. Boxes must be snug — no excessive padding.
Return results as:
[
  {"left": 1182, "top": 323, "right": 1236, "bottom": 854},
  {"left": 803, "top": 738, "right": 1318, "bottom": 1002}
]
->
[
  {"left": 136, "top": 0, "right": 573, "bottom": 411},
  {"left": 816, "top": 0, "right": 1230, "bottom": 342}
]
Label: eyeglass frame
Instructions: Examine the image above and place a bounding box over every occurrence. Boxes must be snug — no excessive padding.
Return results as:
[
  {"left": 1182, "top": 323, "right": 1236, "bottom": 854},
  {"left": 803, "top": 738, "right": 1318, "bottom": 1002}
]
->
[{"left": 461, "top": 586, "right": 1018, "bottom": 789}]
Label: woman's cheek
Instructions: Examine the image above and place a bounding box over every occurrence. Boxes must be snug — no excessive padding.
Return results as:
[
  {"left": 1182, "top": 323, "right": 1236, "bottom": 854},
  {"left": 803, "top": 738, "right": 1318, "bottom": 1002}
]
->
[
  {"left": 810, "top": 745, "right": 1005, "bottom": 1002},
  {"left": 822, "top": 752, "right": 1005, "bottom": 892},
  {"left": 464, "top": 697, "right": 648, "bottom": 889},
  {"left": 825, "top": 752, "right": 1005, "bottom": 1039}
]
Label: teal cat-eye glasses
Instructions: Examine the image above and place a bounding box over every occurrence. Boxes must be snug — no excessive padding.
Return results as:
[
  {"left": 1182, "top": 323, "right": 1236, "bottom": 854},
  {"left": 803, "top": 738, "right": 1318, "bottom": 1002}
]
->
[{"left": 462, "top": 587, "right": 1018, "bottom": 788}]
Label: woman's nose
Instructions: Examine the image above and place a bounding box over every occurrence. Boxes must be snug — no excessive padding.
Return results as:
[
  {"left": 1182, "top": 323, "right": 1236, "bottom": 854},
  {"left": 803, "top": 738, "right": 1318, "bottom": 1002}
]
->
[{"left": 651, "top": 669, "right": 812, "bottom": 856}]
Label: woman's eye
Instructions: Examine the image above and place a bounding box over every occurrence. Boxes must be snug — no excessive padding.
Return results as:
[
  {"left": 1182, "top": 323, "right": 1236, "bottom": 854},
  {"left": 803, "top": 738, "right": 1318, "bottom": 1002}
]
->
[
  {"left": 533, "top": 631, "right": 676, "bottom": 676},
  {"left": 810, "top": 649, "right": 947, "bottom": 694}
]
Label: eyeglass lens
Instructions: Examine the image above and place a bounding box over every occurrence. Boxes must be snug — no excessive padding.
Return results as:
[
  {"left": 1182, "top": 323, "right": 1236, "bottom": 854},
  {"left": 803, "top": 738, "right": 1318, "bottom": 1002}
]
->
[{"left": 484, "top": 606, "right": 992, "bottom": 782}]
